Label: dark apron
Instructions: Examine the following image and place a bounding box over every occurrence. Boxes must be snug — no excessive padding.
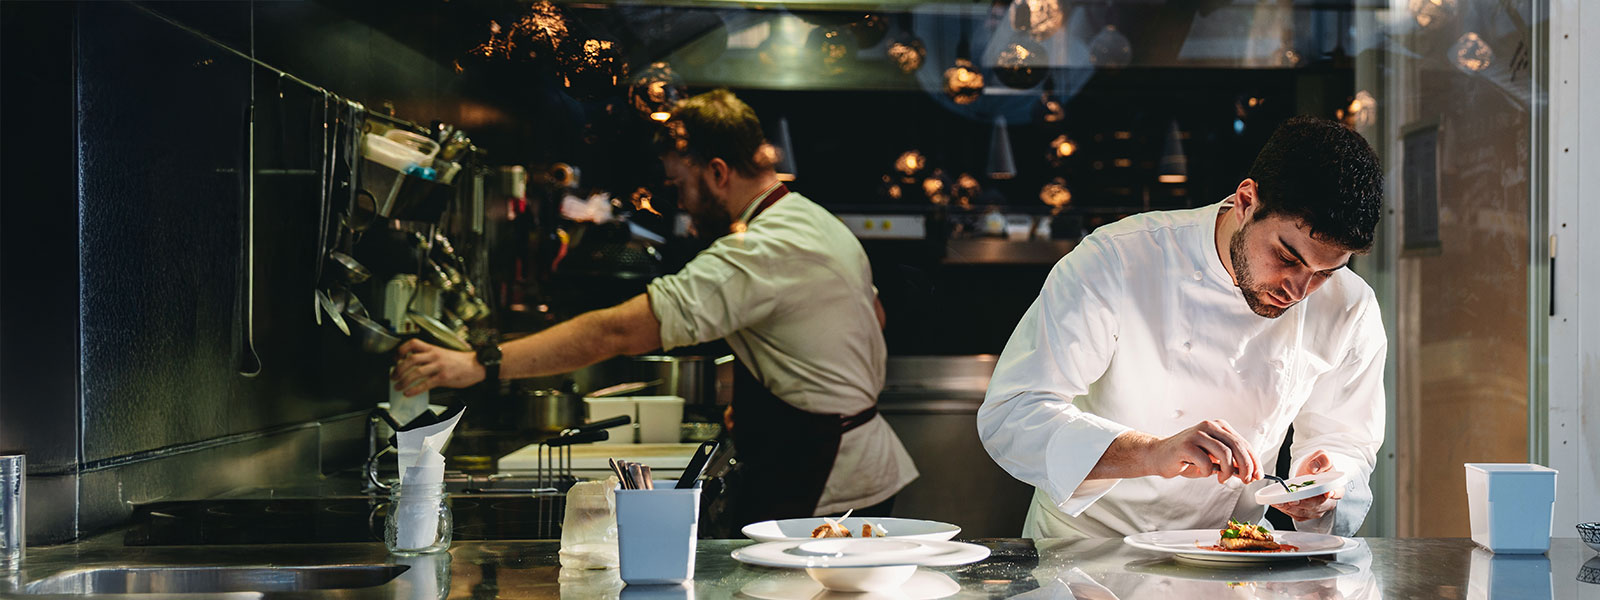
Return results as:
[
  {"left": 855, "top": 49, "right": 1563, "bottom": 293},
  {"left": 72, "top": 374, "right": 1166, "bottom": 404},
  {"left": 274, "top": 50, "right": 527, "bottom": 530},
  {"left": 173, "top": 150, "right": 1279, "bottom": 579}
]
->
[
  {"left": 708, "top": 183, "right": 880, "bottom": 527},
  {"left": 725, "top": 360, "right": 879, "bottom": 525}
]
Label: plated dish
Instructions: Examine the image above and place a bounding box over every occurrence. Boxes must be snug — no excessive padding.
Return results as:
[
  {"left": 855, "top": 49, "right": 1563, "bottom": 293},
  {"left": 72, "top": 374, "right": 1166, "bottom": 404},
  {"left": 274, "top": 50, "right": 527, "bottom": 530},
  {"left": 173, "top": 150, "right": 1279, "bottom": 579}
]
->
[
  {"left": 742, "top": 517, "right": 961, "bottom": 542},
  {"left": 1123, "top": 529, "right": 1359, "bottom": 565}
]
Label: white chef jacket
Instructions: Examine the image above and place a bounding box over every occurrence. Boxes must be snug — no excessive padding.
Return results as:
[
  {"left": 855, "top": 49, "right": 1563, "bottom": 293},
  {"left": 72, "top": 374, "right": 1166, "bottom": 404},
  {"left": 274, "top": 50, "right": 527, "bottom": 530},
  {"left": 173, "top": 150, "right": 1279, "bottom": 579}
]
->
[
  {"left": 647, "top": 188, "right": 918, "bottom": 515},
  {"left": 977, "top": 200, "right": 1385, "bottom": 539}
]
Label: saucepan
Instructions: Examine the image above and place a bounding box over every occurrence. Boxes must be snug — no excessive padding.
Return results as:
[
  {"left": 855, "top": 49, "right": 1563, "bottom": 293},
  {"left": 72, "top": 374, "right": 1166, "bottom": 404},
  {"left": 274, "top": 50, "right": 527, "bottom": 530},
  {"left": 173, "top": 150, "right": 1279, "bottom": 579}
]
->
[{"left": 333, "top": 287, "right": 401, "bottom": 354}]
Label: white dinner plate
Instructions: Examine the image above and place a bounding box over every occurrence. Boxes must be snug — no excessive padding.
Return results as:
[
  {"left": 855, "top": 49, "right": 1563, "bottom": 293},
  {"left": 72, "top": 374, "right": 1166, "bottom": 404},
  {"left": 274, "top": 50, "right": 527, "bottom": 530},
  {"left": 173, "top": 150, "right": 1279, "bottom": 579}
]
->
[
  {"left": 738, "top": 569, "right": 961, "bottom": 600},
  {"left": 731, "top": 538, "right": 991, "bottom": 569},
  {"left": 742, "top": 517, "right": 961, "bottom": 542},
  {"left": 1123, "top": 530, "right": 1359, "bottom": 565},
  {"left": 1254, "top": 471, "right": 1349, "bottom": 505}
]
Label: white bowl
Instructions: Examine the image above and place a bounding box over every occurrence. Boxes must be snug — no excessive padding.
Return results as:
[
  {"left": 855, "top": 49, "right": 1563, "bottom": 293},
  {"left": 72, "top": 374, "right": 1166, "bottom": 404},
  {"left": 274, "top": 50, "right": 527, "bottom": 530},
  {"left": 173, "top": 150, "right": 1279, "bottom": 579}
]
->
[
  {"left": 743, "top": 517, "right": 961, "bottom": 542},
  {"left": 804, "top": 565, "right": 917, "bottom": 592}
]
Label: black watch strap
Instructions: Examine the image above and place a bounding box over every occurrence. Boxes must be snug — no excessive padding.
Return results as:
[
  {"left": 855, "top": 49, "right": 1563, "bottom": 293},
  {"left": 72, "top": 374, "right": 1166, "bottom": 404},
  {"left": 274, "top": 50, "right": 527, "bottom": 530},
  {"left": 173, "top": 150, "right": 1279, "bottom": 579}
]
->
[{"left": 475, "top": 344, "right": 502, "bottom": 385}]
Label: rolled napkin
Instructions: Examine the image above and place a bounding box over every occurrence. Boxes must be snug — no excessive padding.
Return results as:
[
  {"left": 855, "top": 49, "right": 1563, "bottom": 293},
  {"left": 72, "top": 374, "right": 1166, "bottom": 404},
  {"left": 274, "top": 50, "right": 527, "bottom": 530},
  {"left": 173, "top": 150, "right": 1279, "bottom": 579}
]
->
[
  {"left": 395, "top": 404, "right": 464, "bottom": 479},
  {"left": 396, "top": 440, "right": 448, "bottom": 551}
]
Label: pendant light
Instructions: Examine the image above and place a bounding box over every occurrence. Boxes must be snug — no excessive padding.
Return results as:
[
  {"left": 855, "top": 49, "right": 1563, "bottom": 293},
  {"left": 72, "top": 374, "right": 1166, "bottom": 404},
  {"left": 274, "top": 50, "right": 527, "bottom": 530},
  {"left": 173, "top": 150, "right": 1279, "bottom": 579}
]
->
[
  {"left": 988, "top": 116, "right": 1017, "bottom": 180},
  {"left": 943, "top": 32, "right": 984, "bottom": 105},
  {"left": 772, "top": 117, "right": 798, "bottom": 182},
  {"left": 1157, "top": 119, "right": 1187, "bottom": 184}
]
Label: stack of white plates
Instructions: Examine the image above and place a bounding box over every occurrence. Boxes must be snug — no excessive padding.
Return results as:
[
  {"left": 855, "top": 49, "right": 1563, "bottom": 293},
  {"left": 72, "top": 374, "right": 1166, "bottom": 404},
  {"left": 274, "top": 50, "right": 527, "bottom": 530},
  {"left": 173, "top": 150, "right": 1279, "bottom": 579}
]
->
[{"left": 731, "top": 536, "right": 988, "bottom": 593}]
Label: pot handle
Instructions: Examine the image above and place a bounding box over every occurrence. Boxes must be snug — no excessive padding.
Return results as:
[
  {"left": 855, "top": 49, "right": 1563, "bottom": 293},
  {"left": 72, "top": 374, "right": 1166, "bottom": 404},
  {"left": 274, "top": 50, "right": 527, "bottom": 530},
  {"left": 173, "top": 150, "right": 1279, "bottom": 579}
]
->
[
  {"left": 571, "top": 415, "right": 631, "bottom": 434},
  {"left": 546, "top": 430, "right": 609, "bottom": 447}
]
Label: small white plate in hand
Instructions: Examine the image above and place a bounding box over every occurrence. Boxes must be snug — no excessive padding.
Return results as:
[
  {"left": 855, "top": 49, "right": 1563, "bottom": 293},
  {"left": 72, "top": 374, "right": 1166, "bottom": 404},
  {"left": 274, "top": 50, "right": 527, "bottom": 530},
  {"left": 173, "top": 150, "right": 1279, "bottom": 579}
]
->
[{"left": 1254, "top": 471, "right": 1348, "bottom": 505}]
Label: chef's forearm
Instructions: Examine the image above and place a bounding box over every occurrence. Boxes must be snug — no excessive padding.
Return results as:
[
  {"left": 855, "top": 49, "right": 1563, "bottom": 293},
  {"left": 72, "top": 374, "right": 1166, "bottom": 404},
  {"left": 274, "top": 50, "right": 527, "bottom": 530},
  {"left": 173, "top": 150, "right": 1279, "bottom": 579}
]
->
[
  {"left": 499, "top": 294, "right": 663, "bottom": 379},
  {"left": 1085, "top": 430, "right": 1159, "bottom": 480}
]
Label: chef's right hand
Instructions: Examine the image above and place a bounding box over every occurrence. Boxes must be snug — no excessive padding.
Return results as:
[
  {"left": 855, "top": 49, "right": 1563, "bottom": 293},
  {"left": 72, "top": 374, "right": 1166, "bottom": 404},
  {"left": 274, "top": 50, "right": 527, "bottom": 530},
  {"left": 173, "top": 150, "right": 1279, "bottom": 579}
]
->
[
  {"left": 1144, "top": 419, "right": 1261, "bottom": 484},
  {"left": 392, "top": 338, "right": 484, "bottom": 396}
]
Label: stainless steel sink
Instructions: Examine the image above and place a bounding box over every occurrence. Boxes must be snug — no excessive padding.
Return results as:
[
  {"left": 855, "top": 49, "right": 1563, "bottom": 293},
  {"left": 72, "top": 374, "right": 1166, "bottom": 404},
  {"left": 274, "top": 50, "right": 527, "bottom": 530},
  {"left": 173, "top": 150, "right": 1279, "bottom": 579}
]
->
[{"left": 22, "top": 564, "right": 409, "bottom": 595}]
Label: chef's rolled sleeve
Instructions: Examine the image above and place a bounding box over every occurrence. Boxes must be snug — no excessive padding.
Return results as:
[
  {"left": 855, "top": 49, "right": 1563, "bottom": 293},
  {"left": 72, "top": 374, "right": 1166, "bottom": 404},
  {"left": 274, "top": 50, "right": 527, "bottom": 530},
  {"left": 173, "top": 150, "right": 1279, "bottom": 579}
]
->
[
  {"left": 1289, "top": 298, "right": 1387, "bottom": 535},
  {"left": 979, "top": 236, "right": 1132, "bottom": 515},
  {"left": 647, "top": 241, "right": 780, "bottom": 351}
]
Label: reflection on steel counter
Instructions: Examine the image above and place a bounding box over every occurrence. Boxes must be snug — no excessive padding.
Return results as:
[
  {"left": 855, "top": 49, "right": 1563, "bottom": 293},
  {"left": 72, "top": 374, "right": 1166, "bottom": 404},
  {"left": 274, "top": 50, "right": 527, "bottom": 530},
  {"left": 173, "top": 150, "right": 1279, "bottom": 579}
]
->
[
  {"left": 877, "top": 355, "right": 1034, "bottom": 538},
  {"left": 122, "top": 495, "right": 567, "bottom": 545}
]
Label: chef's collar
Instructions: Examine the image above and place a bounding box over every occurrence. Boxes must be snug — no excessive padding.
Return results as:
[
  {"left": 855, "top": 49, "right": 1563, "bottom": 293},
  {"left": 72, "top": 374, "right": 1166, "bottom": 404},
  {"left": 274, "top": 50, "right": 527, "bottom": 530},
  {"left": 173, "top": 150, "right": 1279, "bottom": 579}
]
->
[
  {"left": 735, "top": 180, "right": 787, "bottom": 225},
  {"left": 732, "top": 180, "right": 787, "bottom": 235},
  {"left": 1202, "top": 196, "right": 1239, "bottom": 286}
]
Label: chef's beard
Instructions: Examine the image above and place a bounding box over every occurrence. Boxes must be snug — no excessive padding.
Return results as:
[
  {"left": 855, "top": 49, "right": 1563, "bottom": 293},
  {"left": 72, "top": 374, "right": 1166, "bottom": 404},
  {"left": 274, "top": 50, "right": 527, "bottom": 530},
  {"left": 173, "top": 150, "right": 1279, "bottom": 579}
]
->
[
  {"left": 685, "top": 179, "right": 734, "bottom": 244},
  {"left": 1229, "top": 225, "right": 1289, "bottom": 319}
]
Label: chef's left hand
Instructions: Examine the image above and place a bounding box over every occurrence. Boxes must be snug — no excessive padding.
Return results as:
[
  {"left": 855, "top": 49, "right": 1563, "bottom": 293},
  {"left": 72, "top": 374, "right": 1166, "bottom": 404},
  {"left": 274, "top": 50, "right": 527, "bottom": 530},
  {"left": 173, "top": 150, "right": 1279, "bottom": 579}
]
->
[{"left": 1271, "top": 449, "right": 1342, "bottom": 521}]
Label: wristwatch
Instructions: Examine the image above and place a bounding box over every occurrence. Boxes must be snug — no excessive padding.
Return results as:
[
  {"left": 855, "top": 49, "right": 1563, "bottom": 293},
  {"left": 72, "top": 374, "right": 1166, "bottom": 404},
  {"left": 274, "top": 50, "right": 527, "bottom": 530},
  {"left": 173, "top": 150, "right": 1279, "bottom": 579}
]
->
[{"left": 474, "top": 343, "right": 502, "bottom": 386}]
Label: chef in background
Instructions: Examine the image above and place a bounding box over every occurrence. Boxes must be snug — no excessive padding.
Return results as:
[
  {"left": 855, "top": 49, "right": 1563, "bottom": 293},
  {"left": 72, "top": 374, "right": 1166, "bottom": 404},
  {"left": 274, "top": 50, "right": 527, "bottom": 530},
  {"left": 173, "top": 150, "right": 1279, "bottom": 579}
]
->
[
  {"left": 979, "top": 116, "right": 1386, "bottom": 539},
  {"left": 393, "top": 89, "right": 916, "bottom": 526}
]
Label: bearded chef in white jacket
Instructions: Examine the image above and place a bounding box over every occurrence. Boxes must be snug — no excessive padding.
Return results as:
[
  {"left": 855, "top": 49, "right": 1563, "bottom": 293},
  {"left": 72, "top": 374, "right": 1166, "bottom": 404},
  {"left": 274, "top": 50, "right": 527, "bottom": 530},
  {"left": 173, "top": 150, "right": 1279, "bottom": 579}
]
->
[{"left": 978, "top": 116, "right": 1387, "bottom": 539}]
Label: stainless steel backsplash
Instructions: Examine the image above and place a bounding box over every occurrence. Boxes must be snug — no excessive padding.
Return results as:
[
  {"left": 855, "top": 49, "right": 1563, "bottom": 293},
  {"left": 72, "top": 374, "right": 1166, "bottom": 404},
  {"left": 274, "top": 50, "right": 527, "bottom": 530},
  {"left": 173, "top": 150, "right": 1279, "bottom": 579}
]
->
[{"left": 0, "top": 1, "right": 482, "bottom": 544}]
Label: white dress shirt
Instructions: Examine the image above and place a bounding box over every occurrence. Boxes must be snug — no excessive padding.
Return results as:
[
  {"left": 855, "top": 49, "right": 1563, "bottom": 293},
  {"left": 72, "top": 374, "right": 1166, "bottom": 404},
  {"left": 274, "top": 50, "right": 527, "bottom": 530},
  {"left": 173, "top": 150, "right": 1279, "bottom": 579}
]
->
[
  {"left": 647, "top": 189, "right": 918, "bottom": 514},
  {"left": 978, "top": 200, "right": 1386, "bottom": 538}
]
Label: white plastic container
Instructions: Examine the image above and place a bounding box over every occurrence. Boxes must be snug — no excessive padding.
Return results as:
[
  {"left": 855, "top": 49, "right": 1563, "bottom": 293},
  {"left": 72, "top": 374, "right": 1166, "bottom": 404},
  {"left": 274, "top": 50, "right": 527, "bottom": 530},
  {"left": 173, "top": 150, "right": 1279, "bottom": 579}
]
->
[
  {"left": 1464, "top": 463, "right": 1558, "bottom": 554},
  {"left": 585, "top": 397, "right": 637, "bottom": 444},
  {"left": 634, "top": 396, "right": 686, "bottom": 444},
  {"left": 616, "top": 485, "right": 700, "bottom": 585}
]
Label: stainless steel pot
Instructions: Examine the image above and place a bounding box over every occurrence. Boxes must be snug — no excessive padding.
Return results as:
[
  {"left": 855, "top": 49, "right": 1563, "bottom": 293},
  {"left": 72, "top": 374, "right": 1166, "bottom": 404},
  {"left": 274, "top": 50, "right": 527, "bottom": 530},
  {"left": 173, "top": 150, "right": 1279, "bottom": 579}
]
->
[
  {"left": 518, "top": 387, "right": 583, "bottom": 433},
  {"left": 569, "top": 354, "right": 733, "bottom": 408}
]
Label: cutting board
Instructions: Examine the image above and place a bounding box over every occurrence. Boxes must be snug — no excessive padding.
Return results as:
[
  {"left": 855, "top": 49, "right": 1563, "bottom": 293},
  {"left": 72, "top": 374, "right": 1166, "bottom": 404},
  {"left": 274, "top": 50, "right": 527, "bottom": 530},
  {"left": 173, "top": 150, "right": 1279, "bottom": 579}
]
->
[{"left": 498, "top": 442, "right": 701, "bottom": 478}]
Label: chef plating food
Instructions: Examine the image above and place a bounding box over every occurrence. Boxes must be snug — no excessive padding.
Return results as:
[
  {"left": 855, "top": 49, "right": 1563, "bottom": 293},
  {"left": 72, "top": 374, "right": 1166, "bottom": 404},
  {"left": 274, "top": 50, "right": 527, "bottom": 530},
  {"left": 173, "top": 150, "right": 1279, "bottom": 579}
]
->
[{"left": 978, "top": 116, "right": 1387, "bottom": 539}]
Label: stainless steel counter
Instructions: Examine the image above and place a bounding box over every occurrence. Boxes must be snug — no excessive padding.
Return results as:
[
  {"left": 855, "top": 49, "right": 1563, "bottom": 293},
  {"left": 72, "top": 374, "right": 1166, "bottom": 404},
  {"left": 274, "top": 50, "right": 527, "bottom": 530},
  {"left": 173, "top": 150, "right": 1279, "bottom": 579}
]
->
[{"left": 7, "top": 535, "right": 1596, "bottom": 598}]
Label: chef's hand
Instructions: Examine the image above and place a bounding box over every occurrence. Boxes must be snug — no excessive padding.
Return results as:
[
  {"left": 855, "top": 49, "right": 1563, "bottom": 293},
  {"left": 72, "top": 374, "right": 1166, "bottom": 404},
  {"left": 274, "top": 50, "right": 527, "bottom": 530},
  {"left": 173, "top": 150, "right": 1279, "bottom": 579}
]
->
[
  {"left": 392, "top": 338, "right": 484, "bottom": 396},
  {"left": 1272, "top": 449, "right": 1342, "bottom": 521},
  {"left": 1146, "top": 419, "right": 1261, "bottom": 484}
]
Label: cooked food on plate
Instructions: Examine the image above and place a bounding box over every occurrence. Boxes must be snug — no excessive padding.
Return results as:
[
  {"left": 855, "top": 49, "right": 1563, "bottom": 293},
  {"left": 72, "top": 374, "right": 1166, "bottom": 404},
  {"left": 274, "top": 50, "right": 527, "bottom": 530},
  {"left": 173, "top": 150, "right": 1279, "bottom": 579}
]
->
[
  {"left": 807, "top": 509, "right": 890, "bottom": 538},
  {"left": 1207, "top": 519, "right": 1300, "bottom": 552},
  {"left": 811, "top": 520, "right": 850, "bottom": 538}
]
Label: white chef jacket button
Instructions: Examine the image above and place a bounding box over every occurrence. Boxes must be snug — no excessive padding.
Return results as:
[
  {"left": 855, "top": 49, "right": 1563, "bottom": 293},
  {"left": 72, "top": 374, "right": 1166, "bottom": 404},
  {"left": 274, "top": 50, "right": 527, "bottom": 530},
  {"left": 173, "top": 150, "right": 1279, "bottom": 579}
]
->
[
  {"left": 1192, "top": 271, "right": 1202, "bottom": 281},
  {"left": 1171, "top": 409, "right": 1184, "bottom": 419},
  {"left": 1182, "top": 341, "right": 1192, "bottom": 351}
]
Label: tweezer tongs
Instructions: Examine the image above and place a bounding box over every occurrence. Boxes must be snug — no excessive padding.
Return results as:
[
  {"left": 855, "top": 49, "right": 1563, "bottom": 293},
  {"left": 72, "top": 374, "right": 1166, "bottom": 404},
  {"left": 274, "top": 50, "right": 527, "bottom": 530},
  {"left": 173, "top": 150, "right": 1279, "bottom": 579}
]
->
[{"left": 1261, "top": 474, "right": 1294, "bottom": 494}]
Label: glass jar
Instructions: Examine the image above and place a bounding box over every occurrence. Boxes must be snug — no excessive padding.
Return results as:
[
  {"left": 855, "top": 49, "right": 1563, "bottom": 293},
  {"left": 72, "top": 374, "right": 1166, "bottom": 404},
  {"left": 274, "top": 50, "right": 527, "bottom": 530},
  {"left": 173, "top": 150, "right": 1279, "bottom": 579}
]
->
[{"left": 384, "top": 483, "right": 452, "bottom": 555}]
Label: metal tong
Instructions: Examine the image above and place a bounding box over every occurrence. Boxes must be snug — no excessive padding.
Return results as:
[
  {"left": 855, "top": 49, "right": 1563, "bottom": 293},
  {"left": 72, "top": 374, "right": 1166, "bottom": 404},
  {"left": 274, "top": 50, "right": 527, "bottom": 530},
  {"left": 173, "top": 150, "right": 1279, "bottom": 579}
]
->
[
  {"left": 535, "top": 415, "right": 632, "bottom": 492},
  {"left": 1261, "top": 474, "right": 1295, "bottom": 494}
]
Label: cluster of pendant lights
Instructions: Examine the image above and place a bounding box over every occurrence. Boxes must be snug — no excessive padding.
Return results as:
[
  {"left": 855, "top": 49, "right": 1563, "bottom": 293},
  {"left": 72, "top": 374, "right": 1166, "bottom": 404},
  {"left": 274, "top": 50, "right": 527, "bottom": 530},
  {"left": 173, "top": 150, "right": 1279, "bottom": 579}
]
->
[{"left": 460, "top": 1, "right": 1189, "bottom": 192}]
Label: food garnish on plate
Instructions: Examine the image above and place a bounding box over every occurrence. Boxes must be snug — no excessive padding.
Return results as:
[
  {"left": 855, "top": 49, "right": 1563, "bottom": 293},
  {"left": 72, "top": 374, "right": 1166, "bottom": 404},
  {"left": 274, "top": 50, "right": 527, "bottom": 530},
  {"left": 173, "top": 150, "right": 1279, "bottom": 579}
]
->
[
  {"left": 807, "top": 509, "right": 890, "bottom": 538},
  {"left": 1207, "top": 519, "right": 1299, "bottom": 552}
]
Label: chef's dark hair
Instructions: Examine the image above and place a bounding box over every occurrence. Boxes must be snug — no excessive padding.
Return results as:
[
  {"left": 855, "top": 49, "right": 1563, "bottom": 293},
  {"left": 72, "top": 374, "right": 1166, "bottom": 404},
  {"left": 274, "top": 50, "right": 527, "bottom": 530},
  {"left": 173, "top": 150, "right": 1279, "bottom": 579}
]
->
[
  {"left": 653, "top": 89, "right": 768, "bottom": 177},
  {"left": 1247, "top": 116, "right": 1383, "bottom": 252}
]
